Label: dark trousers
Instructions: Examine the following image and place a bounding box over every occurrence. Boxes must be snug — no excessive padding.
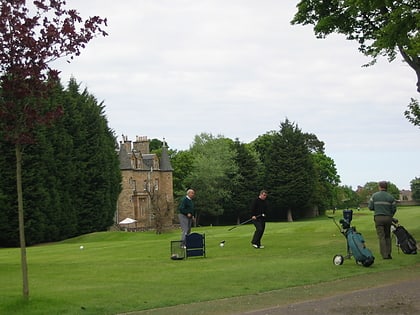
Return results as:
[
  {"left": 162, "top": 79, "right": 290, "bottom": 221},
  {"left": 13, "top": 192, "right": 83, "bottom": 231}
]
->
[
  {"left": 251, "top": 219, "right": 265, "bottom": 246},
  {"left": 374, "top": 215, "right": 393, "bottom": 258}
]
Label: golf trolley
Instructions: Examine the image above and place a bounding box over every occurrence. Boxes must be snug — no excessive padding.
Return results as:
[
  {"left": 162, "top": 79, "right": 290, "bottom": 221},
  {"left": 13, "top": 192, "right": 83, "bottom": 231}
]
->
[
  {"left": 329, "top": 209, "right": 375, "bottom": 267},
  {"left": 170, "top": 233, "right": 206, "bottom": 260}
]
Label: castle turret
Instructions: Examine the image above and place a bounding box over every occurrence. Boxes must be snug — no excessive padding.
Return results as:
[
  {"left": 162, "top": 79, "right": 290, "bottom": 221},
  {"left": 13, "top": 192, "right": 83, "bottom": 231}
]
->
[
  {"left": 160, "top": 139, "right": 173, "bottom": 171},
  {"left": 119, "top": 140, "right": 132, "bottom": 170}
]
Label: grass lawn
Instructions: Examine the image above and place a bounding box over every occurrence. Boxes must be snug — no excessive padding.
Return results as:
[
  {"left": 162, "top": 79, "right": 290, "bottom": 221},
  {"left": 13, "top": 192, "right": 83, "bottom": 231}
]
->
[{"left": 1, "top": 207, "right": 419, "bottom": 315}]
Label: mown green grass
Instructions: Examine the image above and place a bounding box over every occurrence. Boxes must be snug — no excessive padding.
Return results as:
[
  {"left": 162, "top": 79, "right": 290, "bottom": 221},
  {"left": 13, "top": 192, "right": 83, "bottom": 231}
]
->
[{"left": 1, "top": 207, "right": 419, "bottom": 315}]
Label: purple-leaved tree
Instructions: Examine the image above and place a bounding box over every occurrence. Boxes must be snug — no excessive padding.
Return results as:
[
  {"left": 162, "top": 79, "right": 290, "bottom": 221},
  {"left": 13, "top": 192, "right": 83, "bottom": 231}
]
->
[{"left": 0, "top": 0, "right": 107, "bottom": 299}]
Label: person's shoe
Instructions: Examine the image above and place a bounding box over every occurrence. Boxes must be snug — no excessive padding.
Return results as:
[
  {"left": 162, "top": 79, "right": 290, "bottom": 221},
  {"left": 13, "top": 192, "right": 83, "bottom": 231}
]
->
[
  {"left": 252, "top": 244, "right": 259, "bottom": 249},
  {"left": 258, "top": 245, "right": 265, "bottom": 249},
  {"left": 383, "top": 255, "right": 392, "bottom": 259}
]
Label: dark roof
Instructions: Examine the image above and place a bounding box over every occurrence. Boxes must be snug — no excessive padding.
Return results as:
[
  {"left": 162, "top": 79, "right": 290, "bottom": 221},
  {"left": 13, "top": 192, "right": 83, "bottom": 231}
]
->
[
  {"left": 118, "top": 144, "right": 132, "bottom": 170},
  {"left": 160, "top": 143, "right": 173, "bottom": 171},
  {"left": 118, "top": 139, "right": 173, "bottom": 172}
]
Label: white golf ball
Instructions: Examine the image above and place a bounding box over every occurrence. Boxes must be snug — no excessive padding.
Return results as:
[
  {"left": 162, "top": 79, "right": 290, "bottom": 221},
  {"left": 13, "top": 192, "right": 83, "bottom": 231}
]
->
[
  {"left": 80, "top": 245, "right": 84, "bottom": 250},
  {"left": 219, "top": 243, "right": 224, "bottom": 247}
]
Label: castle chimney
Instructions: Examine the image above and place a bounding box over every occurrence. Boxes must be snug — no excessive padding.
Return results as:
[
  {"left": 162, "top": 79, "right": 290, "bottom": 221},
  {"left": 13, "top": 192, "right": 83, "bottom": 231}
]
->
[
  {"left": 133, "top": 136, "right": 150, "bottom": 154},
  {"left": 120, "top": 134, "right": 132, "bottom": 153}
]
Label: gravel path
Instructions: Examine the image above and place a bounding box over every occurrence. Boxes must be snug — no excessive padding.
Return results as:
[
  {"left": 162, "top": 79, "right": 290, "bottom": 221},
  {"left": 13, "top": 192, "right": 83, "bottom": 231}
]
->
[
  {"left": 240, "top": 276, "right": 420, "bottom": 315},
  {"left": 123, "top": 266, "right": 420, "bottom": 315}
]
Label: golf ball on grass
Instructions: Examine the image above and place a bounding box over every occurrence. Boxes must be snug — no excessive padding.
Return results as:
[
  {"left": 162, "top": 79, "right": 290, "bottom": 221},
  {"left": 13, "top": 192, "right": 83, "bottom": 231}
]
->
[{"left": 79, "top": 245, "right": 84, "bottom": 250}]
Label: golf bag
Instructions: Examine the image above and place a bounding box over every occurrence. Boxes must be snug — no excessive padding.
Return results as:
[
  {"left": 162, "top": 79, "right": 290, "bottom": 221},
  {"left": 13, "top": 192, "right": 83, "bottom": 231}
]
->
[
  {"left": 392, "top": 219, "right": 417, "bottom": 255},
  {"left": 345, "top": 227, "right": 375, "bottom": 267},
  {"left": 331, "top": 209, "right": 374, "bottom": 267}
]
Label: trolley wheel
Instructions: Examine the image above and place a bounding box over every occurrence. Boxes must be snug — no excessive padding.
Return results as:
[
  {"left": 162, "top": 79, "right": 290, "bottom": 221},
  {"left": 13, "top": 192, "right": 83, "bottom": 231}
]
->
[{"left": 333, "top": 254, "right": 344, "bottom": 265}]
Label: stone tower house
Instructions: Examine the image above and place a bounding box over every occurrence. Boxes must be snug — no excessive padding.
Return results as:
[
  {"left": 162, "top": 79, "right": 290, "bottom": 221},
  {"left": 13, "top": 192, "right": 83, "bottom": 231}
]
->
[{"left": 117, "top": 135, "right": 174, "bottom": 230}]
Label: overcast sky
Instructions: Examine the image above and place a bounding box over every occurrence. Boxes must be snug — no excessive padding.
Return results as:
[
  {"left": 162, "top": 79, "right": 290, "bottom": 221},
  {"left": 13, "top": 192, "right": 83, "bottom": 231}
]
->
[{"left": 54, "top": 1, "right": 419, "bottom": 190}]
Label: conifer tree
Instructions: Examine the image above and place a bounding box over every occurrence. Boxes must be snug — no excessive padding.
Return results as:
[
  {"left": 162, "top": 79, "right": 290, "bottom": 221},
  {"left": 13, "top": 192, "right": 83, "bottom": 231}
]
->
[
  {"left": 227, "top": 139, "right": 262, "bottom": 224},
  {"left": 264, "top": 119, "right": 316, "bottom": 221}
]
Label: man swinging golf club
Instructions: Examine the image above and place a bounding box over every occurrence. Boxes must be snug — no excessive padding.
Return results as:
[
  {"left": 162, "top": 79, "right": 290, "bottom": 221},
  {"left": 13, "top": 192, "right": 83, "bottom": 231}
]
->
[{"left": 250, "top": 190, "right": 268, "bottom": 249}]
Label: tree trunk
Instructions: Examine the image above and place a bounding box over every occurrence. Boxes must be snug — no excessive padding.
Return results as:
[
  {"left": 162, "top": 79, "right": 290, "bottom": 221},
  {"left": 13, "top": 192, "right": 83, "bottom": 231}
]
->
[
  {"left": 194, "top": 213, "right": 200, "bottom": 227},
  {"left": 312, "top": 205, "right": 320, "bottom": 217},
  {"left": 16, "top": 143, "right": 29, "bottom": 300},
  {"left": 287, "top": 208, "right": 293, "bottom": 222}
]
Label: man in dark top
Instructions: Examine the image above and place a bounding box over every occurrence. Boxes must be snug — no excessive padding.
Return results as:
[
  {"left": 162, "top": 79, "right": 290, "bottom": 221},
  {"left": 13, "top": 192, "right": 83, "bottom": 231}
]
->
[
  {"left": 178, "top": 189, "right": 195, "bottom": 247},
  {"left": 368, "top": 181, "right": 397, "bottom": 259},
  {"left": 250, "top": 190, "right": 268, "bottom": 249}
]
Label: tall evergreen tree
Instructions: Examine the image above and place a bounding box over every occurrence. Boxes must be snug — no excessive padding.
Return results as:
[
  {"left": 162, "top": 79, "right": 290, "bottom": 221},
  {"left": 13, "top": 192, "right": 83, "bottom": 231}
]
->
[
  {"left": 0, "top": 140, "right": 16, "bottom": 246},
  {"left": 225, "top": 139, "right": 262, "bottom": 224},
  {"left": 264, "top": 119, "right": 316, "bottom": 221},
  {"left": 0, "top": 79, "right": 121, "bottom": 246},
  {"left": 57, "top": 79, "right": 121, "bottom": 234}
]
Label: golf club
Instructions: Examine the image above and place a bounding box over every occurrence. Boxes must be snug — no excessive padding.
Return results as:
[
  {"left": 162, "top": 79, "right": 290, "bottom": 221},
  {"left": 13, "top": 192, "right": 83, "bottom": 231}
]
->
[
  {"left": 328, "top": 215, "right": 342, "bottom": 230},
  {"left": 227, "top": 215, "right": 261, "bottom": 231}
]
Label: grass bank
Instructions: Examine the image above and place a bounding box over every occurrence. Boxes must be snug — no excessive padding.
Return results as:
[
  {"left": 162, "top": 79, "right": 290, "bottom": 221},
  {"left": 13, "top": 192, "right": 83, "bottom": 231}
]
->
[{"left": 1, "top": 207, "right": 419, "bottom": 315}]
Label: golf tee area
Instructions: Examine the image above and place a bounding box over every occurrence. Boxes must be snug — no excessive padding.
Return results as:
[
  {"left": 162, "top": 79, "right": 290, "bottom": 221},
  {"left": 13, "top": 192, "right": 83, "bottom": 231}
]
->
[{"left": 1, "top": 207, "right": 419, "bottom": 315}]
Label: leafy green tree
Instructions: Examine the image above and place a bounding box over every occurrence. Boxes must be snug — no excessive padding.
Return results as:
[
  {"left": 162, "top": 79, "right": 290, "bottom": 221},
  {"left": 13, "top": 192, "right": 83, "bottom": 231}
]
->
[
  {"left": 251, "top": 131, "right": 277, "bottom": 166},
  {"left": 292, "top": 0, "right": 420, "bottom": 93},
  {"left": 185, "top": 133, "right": 238, "bottom": 225},
  {"left": 405, "top": 98, "right": 420, "bottom": 127},
  {"left": 251, "top": 132, "right": 276, "bottom": 181},
  {"left": 410, "top": 177, "right": 420, "bottom": 201},
  {"left": 334, "top": 185, "right": 361, "bottom": 209},
  {"left": 171, "top": 149, "right": 195, "bottom": 196},
  {"left": 357, "top": 181, "right": 379, "bottom": 204},
  {"left": 358, "top": 181, "right": 400, "bottom": 203},
  {"left": 311, "top": 152, "right": 341, "bottom": 213},
  {"left": 0, "top": 0, "right": 107, "bottom": 299},
  {"left": 301, "top": 132, "right": 340, "bottom": 213},
  {"left": 150, "top": 138, "right": 163, "bottom": 152}
]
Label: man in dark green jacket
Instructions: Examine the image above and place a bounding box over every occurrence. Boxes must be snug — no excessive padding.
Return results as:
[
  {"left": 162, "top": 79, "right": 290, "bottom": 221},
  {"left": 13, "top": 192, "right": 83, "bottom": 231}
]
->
[
  {"left": 178, "top": 189, "right": 195, "bottom": 247},
  {"left": 368, "top": 181, "right": 397, "bottom": 259}
]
